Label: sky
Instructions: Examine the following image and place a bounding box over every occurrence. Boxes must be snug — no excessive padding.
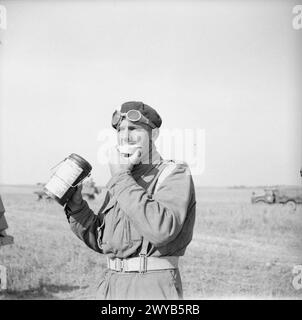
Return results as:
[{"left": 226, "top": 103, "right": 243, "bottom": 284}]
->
[{"left": 0, "top": 0, "right": 301, "bottom": 186}]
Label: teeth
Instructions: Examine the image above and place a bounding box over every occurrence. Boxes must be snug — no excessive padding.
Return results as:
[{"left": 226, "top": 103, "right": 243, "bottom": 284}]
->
[{"left": 118, "top": 144, "right": 140, "bottom": 155}]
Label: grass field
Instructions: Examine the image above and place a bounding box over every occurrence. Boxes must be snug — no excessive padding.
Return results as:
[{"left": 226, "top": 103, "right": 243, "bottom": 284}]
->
[{"left": 0, "top": 185, "right": 302, "bottom": 300}]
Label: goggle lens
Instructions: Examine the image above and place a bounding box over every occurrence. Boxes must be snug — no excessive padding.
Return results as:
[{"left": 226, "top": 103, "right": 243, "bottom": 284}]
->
[
  {"left": 112, "top": 109, "right": 155, "bottom": 129},
  {"left": 127, "top": 110, "right": 141, "bottom": 122},
  {"left": 112, "top": 110, "right": 120, "bottom": 126}
]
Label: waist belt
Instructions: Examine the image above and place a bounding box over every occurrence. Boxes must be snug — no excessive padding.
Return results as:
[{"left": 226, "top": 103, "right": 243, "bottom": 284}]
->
[{"left": 107, "top": 256, "right": 179, "bottom": 273}]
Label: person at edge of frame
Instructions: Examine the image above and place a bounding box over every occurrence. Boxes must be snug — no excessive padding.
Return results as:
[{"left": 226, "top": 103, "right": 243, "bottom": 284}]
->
[
  {"left": 0, "top": 195, "right": 14, "bottom": 246},
  {"left": 64, "top": 101, "right": 196, "bottom": 300},
  {"left": 0, "top": 195, "right": 8, "bottom": 235}
]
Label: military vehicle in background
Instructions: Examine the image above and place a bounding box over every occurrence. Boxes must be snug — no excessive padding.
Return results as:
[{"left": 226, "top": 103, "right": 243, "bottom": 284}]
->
[
  {"left": 34, "top": 183, "right": 53, "bottom": 201},
  {"left": 251, "top": 186, "right": 302, "bottom": 210},
  {"left": 81, "top": 178, "right": 100, "bottom": 200}
]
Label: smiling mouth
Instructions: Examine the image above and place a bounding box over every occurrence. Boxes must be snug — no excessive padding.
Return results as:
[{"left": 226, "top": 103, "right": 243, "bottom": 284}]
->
[{"left": 118, "top": 144, "right": 141, "bottom": 155}]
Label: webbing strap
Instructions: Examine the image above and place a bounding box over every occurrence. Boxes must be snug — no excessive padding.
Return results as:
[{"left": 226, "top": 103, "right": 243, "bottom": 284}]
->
[
  {"left": 139, "top": 161, "right": 177, "bottom": 271},
  {"left": 140, "top": 237, "right": 149, "bottom": 256},
  {"left": 154, "top": 162, "right": 177, "bottom": 194},
  {"left": 138, "top": 237, "right": 149, "bottom": 273}
]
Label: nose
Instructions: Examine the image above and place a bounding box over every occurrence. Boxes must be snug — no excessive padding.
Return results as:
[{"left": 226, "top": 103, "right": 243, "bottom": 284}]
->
[{"left": 119, "top": 127, "right": 131, "bottom": 143}]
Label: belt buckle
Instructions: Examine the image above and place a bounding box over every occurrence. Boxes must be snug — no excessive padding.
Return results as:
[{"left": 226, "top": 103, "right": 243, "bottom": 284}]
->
[
  {"left": 139, "top": 254, "right": 147, "bottom": 273},
  {"left": 115, "top": 258, "right": 124, "bottom": 272}
]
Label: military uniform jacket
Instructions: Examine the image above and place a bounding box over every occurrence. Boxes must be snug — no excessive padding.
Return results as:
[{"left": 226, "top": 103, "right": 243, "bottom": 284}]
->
[
  {"left": 0, "top": 196, "right": 8, "bottom": 232},
  {"left": 65, "top": 152, "right": 196, "bottom": 259}
]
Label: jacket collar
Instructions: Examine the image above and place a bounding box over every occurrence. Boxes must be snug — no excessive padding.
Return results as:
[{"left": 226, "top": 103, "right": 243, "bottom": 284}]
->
[{"left": 132, "top": 147, "right": 162, "bottom": 176}]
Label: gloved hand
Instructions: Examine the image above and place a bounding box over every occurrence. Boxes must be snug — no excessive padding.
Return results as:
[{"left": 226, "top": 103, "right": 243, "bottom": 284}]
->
[{"left": 67, "top": 184, "right": 83, "bottom": 210}]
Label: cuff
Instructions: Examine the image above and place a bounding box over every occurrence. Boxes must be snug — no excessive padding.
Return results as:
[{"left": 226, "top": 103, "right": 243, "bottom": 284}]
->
[{"left": 64, "top": 199, "right": 87, "bottom": 217}]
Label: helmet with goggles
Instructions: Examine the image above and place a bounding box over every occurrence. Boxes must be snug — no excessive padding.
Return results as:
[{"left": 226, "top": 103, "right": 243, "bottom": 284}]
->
[{"left": 112, "top": 109, "right": 157, "bottom": 130}]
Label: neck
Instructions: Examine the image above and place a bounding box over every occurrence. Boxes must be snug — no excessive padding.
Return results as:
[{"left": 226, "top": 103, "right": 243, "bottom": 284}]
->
[{"left": 139, "top": 144, "right": 161, "bottom": 166}]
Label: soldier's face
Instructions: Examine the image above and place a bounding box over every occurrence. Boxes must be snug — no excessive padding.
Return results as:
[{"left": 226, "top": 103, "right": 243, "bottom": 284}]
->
[{"left": 117, "top": 119, "right": 152, "bottom": 157}]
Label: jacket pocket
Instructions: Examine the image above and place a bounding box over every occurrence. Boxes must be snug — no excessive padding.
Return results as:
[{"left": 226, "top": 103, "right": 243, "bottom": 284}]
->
[
  {"left": 101, "top": 209, "right": 143, "bottom": 255},
  {"left": 125, "top": 216, "right": 143, "bottom": 243}
]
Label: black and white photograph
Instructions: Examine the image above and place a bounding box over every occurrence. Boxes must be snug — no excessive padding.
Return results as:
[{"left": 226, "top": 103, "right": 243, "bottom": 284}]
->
[{"left": 0, "top": 0, "right": 302, "bottom": 303}]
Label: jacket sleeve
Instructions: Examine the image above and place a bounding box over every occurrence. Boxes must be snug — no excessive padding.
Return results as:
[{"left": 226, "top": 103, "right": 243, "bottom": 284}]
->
[
  {"left": 106, "top": 163, "right": 195, "bottom": 247},
  {"left": 64, "top": 189, "right": 111, "bottom": 253}
]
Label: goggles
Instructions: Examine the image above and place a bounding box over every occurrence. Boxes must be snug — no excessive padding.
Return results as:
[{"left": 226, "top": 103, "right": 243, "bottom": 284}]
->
[{"left": 112, "top": 109, "right": 156, "bottom": 129}]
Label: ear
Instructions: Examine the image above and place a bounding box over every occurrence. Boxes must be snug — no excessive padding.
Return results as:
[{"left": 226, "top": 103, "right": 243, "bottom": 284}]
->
[{"left": 151, "top": 128, "right": 159, "bottom": 141}]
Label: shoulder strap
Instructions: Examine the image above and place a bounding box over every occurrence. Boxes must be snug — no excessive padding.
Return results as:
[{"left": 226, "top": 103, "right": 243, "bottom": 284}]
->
[
  {"left": 154, "top": 161, "right": 177, "bottom": 194},
  {"left": 139, "top": 161, "right": 177, "bottom": 259}
]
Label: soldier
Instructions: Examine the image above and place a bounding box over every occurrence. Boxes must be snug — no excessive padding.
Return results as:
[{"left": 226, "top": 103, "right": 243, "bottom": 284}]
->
[
  {"left": 0, "top": 195, "right": 13, "bottom": 246},
  {"left": 0, "top": 195, "right": 8, "bottom": 236},
  {"left": 64, "top": 101, "right": 196, "bottom": 299}
]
